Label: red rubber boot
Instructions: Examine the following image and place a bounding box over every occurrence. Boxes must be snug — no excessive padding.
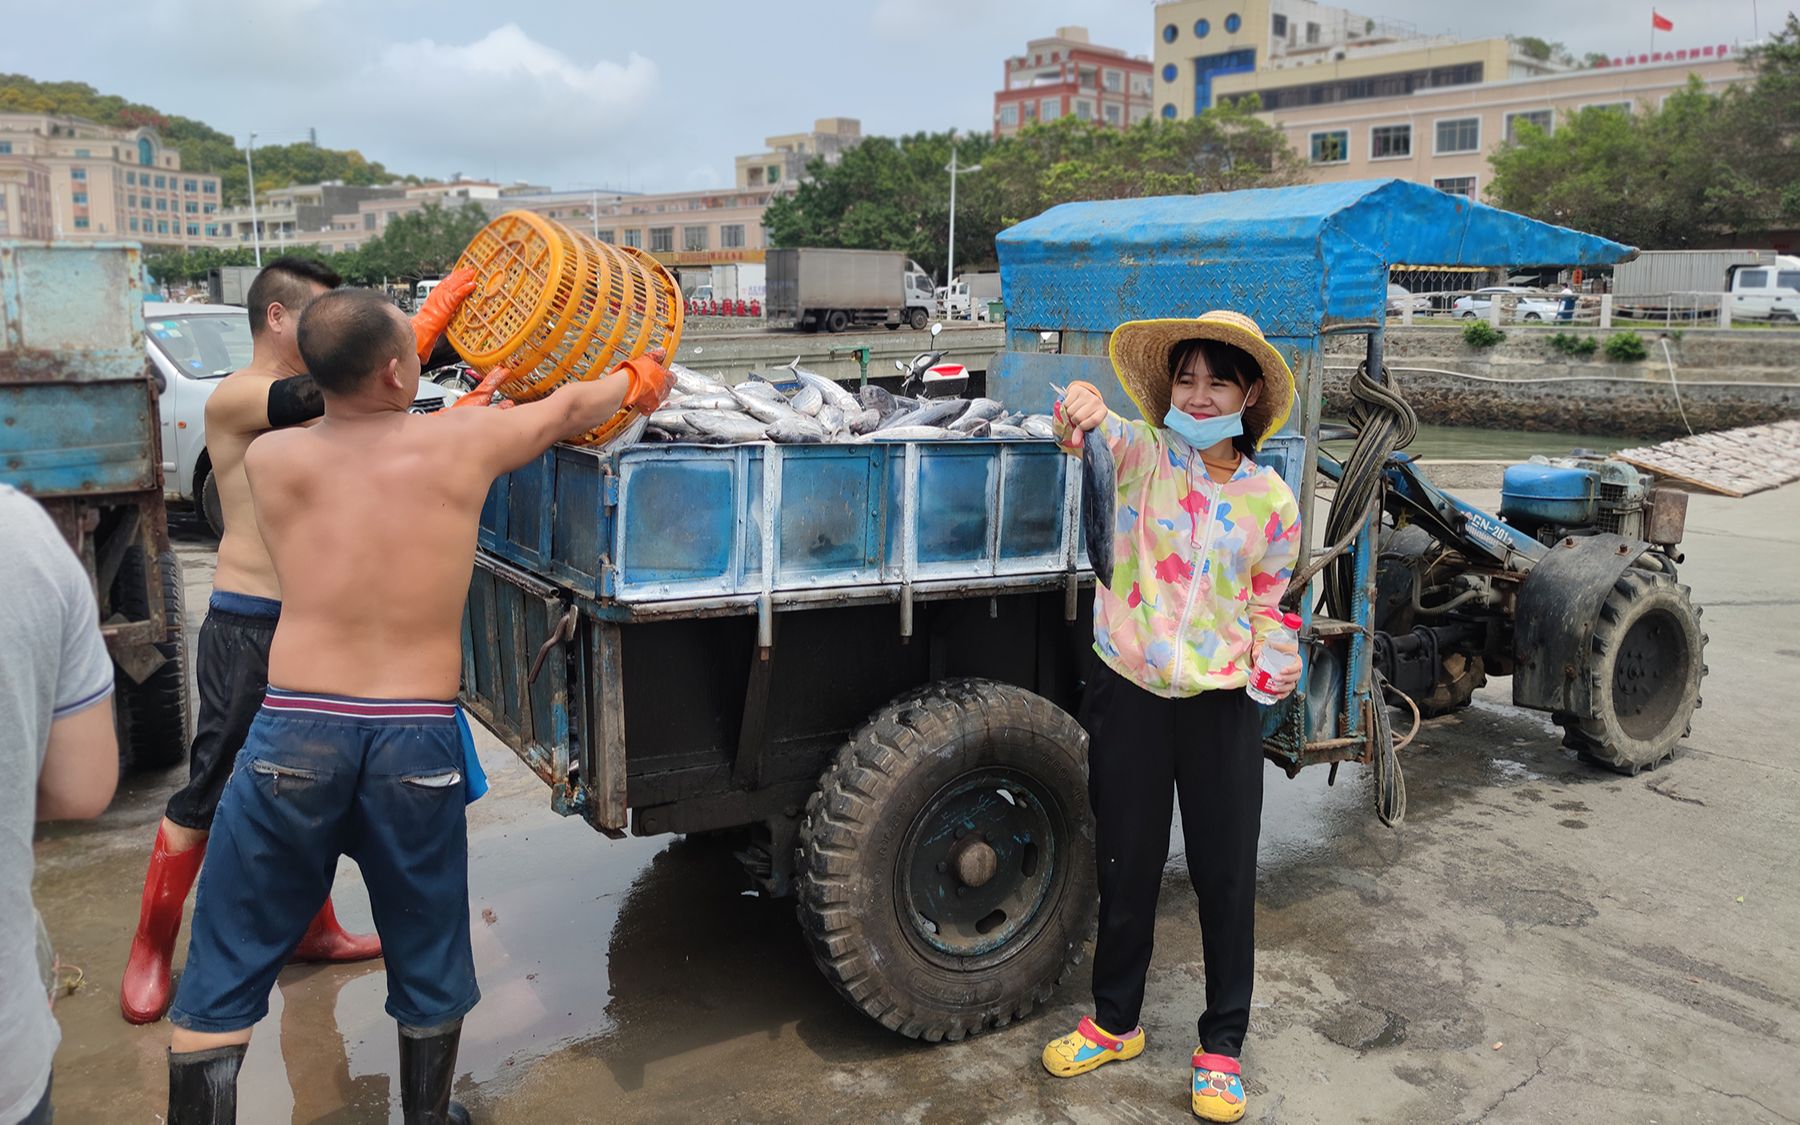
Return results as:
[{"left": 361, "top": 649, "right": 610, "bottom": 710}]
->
[
  {"left": 120, "top": 825, "right": 207, "bottom": 1024},
  {"left": 290, "top": 897, "right": 382, "bottom": 963}
]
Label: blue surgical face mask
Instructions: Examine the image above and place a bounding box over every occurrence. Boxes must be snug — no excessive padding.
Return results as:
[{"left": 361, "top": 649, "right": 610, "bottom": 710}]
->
[{"left": 1164, "top": 406, "right": 1244, "bottom": 449}]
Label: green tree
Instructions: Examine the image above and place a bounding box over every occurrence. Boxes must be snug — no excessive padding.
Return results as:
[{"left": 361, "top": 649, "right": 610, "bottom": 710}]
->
[
  {"left": 1489, "top": 15, "right": 1800, "bottom": 245},
  {"left": 364, "top": 201, "right": 492, "bottom": 282},
  {"left": 764, "top": 105, "right": 1303, "bottom": 279}
]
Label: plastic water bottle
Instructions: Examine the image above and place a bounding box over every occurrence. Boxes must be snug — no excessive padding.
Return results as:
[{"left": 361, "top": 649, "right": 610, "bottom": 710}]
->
[{"left": 1246, "top": 612, "right": 1304, "bottom": 705}]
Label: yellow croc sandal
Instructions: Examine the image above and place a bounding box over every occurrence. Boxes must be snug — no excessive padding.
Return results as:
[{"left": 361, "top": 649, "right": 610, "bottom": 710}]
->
[
  {"left": 1192, "top": 1051, "right": 1247, "bottom": 1122},
  {"left": 1042, "top": 1016, "right": 1145, "bottom": 1078}
]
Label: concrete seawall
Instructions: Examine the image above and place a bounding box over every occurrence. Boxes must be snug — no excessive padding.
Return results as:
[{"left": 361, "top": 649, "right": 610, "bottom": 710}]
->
[{"left": 1324, "top": 327, "right": 1800, "bottom": 438}]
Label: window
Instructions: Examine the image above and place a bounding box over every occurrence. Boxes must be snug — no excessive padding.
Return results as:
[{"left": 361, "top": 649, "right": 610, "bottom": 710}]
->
[
  {"left": 1074, "top": 99, "right": 1095, "bottom": 121},
  {"left": 72, "top": 192, "right": 87, "bottom": 204},
  {"left": 1162, "top": 104, "right": 1178, "bottom": 119},
  {"left": 1131, "top": 105, "right": 1151, "bottom": 124},
  {"left": 187, "top": 223, "right": 199, "bottom": 236},
  {"left": 1163, "top": 23, "right": 1178, "bottom": 42},
  {"left": 126, "top": 171, "right": 134, "bottom": 185},
  {"left": 1780, "top": 271, "right": 1800, "bottom": 290},
  {"left": 1435, "top": 117, "right": 1481, "bottom": 153},
  {"left": 154, "top": 175, "right": 165, "bottom": 188},
  {"left": 71, "top": 167, "right": 86, "bottom": 180},
  {"left": 185, "top": 201, "right": 198, "bottom": 213},
  {"left": 1162, "top": 63, "right": 1178, "bottom": 82},
  {"left": 205, "top": 224, "right": 216, "bottom": 237},
  {"left": 1272, "top": 13, "right": 1288, "bottom": 37},
  {"left": 1306, "top": 21, "right": 1320, "bottom": 44},
  {"left": 184, "top": 179, "right": 196, "bottom": 192},
  {"left": 1104, "top": 69, "right": 1123, "bottom": 92},
  {"left": 1582, "top": 101, "right": 1632, "bottom": 116},
  {"left": 1737, "top": 269, "right": 1768, "bottom": 288},
  {"left": 0, "top": 142, "right": 10, "bottom": 154},
  {"left": 623, "top": 229, "right": 643, "bottom": 248},
  {"left": 1225, "top": 12, "right": 1241, "bottom": 32},
  {"left": 595, "top": 229, "right": 616, "bottom": 244},
  {"left": 1132, "top": 74, "right": 1151, "bottom": 96},
  {"left": 74, "top": 217, "right": 89, "bottom": 229},
  {"left": 1040, "top": 97, "right": 1062, "bottom": 120},
  {"left": 130, "top": 218, "right": 139, "bottom": 231},
  {"left": 156, "top": 198, "right": 167, "bottom": 210},
  {"left": 74, "top": 148, "right": 89, "bottom": 158},
  {"left": 204, "top": 182, "right": 215, "bottom": 193},
  {"left": 649, "top": 227, "right": 673, "bottom": 252},
  {"left": 683, "top": 225, "right": 709, "bottom": 251},
  {"left": 1000, "top": 103, "right": 1020, "bottom": 127},
  {"left": 766, "top": 164, "right": 780, "bottom": 183},
  {"left": 1505, "top": 110, "right": 1554, "bottom": 141},
  {"left": 721, "top": 224, "right": 745, "bottom": 248},
  {"left": 1310, "top": 130, "right": 1349, "bottom": 164},
  {"left": 1433, "top": 176, "right": 1477, "bottom": 197},
  {"left": 1105, "top": 103, "right": 1123, "bottom": 126},
  {"left": 204, "top": 203, "right": 215, "bottom": 213},
  {"left": 1194, "top": 18, "right": 1210, "bottom": 37},
  {"left": 1370, "top": 124, "right": 1411, "bottom": 159},
  {"left": 364, "top": 212, "right": 377, "bottom": 230}
]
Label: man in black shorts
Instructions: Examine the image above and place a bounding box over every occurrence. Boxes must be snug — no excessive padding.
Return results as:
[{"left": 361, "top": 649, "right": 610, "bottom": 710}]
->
[{"left": 120, "top": 257, "right": 475, "bottom": 1024}]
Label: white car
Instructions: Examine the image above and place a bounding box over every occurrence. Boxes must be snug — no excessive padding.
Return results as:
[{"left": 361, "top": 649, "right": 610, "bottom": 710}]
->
[
  {"left": 1386, "top": 283, "right": 1430, "bottom": 314},
  {"left": 1452, "top": 286, "right": 1564, "bottom": 321},
  {"left": 146, "top": 301, "right": 458, "bottom": 536}
]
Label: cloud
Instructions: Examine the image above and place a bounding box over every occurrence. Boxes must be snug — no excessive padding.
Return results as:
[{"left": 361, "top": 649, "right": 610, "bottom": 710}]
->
[{"left": 379, "top": 24, "right": 657, "bottom": 107}]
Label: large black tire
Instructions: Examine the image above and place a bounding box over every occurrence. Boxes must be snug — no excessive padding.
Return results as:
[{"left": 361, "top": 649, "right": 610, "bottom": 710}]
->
[
  {"left": 796, "top": 679, "right": 1096, "bottom": 1042},
  {"left": 199, "top": 464, "right": 225, "bottom": 540},
  {"left": 112, "top": 546, "right": 191, "bottom": 771},
  {"left": 909, "top": 307, "right": 929, "bottom": 331},
  {"left": 1558, "top": 569, "right": 1707, "bottom": 774},
  {"left": 824, "top": 309, "right": 850, "bottom": 334}
]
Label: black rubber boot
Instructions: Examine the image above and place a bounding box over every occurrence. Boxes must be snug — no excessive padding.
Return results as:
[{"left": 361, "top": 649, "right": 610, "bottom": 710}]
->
[
  {"left": 399, "top": 1019, "right": 470, "bottom": 1125},
  {"left": 166, "top": 1044, "right": 247, "bottom": 1125}
]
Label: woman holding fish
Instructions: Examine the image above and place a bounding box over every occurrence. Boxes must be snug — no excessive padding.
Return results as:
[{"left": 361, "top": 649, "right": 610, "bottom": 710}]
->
[{"left": 1040, "top": 311, "right": 1302, "bottom": 1124}]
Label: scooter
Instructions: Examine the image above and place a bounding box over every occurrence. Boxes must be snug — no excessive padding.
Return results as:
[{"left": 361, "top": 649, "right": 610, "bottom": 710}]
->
[{"left": 895, "top": 323, "right": 969, "bottom": 399}]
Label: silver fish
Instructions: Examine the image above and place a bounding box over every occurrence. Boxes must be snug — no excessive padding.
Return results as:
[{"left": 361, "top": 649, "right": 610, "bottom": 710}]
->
[
  {"left": 816, "top": 404, "right": 848, "bottom": 435},
  {"left": 849, "top": 407, "right": 883, "bottom": 434},
  {"left": 767, "top": 417, "right": 829, "bottom": 444},
  {"left": 988, "top": 423, "right": 1030, "bottom": 439},
  {"left": 1021, "top": 415, "right": 1056, "bottom": 439},
  {"left": 859, "top": 385, "right": 896, "bottom": 416},
  {"left": 948, "top": 413, "right": 990, "bottom": 434},
  {"left": 961, "top": 398, "right": 1005, "bottom": 422},
  {"left": 880, "top": 398, "right": 969, "bottom": 431},
  {"left": 677, "top": 392, "right": 744, "bottom": 412},
  {"left": 1077, "top": 430, "right": 1117, "bottom": 586},
  {"left": 669, "top": 363, "right": 727, "bottom": 397},
  {"left": 790, "top": 365, "right": 863, "bottom": 414},
  {"left": 731, "top": 388, "right": 806, "bottom": 425},
  {"left": 686, "top": 410, "right": 771, "bottom": 443},
  {"left": 648, "top": 407, "right": 696, "bottom": 437},
  {"left": 732, "top": 379, "right": 785, "bottom": 402},
  {"left": 790, "top": 385, "right": 825, "bottom": 415},
  {"left": 864, "top": 425, "right": 964, "bottom": 441}
]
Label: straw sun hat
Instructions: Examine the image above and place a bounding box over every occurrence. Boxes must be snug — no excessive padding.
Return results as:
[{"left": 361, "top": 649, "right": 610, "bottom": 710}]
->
[{"left": 1106, "top": 310, "right": 1296, "bottom": 449}]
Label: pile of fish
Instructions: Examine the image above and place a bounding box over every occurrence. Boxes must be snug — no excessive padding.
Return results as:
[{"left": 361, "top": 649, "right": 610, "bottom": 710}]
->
[{"left": 644, "top": 362, "right": 1059, "bottom": 445}]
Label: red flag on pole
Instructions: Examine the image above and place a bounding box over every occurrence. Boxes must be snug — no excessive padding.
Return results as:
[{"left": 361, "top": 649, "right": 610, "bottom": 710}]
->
[{"left": 1652, "top": 10, "right": 1674, "bottom": 31}]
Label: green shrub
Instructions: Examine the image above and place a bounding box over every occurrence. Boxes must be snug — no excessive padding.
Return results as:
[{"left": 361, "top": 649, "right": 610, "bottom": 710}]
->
[
  {"left": 1547, "top": 332, "right": 1598, "bottom": 357},
  {"left": 1603, "top": 330, "right": 1648, "bottom": 361},
  {"left": 1463, "top": 319, "right": 1505, "bottom": 348}
]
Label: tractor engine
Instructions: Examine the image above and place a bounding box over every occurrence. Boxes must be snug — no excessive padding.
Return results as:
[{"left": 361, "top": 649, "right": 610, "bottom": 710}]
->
[{"left": 1497, "top": 455, "right": 1688, "bottom": 550}]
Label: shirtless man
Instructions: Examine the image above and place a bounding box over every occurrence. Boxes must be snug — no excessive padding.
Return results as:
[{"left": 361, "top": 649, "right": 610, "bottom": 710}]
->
[
  {"left": 121, "top": 257, "right": 477, "bottom": 1025},
  {"left": 163, "top": 287, "right": 672, "bottom": 1124}
]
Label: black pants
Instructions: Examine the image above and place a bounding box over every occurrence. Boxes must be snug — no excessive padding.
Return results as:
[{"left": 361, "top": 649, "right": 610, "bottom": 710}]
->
[
  {"left": 1082, "top": 659, "right": 1265, "bottom": 1058},
  {"left": 164, "top": 601, "right": 277, "bottom": 830}
]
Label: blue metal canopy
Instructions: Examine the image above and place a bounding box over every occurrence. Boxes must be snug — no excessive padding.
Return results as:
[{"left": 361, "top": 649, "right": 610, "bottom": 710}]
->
[{"left": 995, "top": 179, "right": 1635, "bottom": 338}]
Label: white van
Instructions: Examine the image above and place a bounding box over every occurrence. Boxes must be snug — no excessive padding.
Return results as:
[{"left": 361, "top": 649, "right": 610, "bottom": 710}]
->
[{"left": 1728, "top": 256, "right": 1800, "bottom": 321}]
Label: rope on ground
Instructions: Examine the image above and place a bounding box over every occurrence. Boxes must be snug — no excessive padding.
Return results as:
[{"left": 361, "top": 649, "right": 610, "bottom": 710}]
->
[{"left": 1373, "top": 679, "right": 1413, "bottom": 828}]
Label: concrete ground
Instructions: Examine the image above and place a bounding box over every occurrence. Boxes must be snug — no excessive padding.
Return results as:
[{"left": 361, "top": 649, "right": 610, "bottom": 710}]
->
[{"left": 30, "top": 486, "right": 1800, "bottom": 1124}]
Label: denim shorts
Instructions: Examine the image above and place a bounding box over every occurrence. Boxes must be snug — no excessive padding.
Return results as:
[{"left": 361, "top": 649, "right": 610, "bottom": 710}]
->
[{"left": 169, "top": 688, "right": 482, "bottom": 1033}]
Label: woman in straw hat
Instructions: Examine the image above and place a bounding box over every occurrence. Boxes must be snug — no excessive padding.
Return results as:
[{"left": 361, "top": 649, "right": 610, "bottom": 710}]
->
[{"left": 1039, "top": 311, "right": 1303, "bottom": 1123}]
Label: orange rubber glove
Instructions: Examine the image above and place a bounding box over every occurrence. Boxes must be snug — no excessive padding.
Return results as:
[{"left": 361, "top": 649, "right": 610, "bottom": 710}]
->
[
  {"left": 449, "top": 366, "right": 516, "bottom": 410},
  {"left": 616, "top": 347, "right": 673, "bottom": 415},
  {"left": 413, "top": 267, "right": 477, "bottom": 362}
]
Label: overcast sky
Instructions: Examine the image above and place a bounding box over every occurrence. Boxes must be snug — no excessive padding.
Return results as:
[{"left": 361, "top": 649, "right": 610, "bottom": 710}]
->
[{"left": 1, "top": 0, "right": 1775, "bottom": 193}]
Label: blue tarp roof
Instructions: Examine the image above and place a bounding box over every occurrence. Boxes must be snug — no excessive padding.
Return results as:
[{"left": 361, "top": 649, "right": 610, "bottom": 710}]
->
[{"left": 995, "top": 179, "right": 1635, "bottom": 338}]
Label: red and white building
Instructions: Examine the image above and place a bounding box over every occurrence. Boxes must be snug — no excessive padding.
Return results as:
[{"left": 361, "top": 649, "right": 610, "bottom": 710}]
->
[{"left": 993, "top": 27, "right": 1155, "bottom": 138}]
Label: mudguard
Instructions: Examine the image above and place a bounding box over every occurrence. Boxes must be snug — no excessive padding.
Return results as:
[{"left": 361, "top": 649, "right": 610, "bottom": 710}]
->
[{"left": 1512, "top": 533, "right": 1648, "bottom": 716}]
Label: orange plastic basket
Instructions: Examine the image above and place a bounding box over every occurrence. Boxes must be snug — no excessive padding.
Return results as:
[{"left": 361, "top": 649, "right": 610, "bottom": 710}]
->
[{"left": 445, "top": 210, "right": 684, "bottom": 445}]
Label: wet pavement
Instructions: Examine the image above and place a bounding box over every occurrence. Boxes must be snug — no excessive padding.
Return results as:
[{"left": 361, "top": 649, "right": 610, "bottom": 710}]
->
[{"left": 30, "top": 489, "right": 1800, "bottom": 1123}]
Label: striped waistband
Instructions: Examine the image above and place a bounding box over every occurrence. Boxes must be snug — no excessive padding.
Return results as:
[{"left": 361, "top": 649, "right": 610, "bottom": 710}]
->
[{"left": 262, "top": 686, "right": 459, "bottom": 723}]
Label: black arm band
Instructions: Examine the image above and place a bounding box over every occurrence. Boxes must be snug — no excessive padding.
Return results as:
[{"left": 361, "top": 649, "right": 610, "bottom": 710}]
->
[{"left": 266, "top": 375, "right": 325, "bottom": 429}]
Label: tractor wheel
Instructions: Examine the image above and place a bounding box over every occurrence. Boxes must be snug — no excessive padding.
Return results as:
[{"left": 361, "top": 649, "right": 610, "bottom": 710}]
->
[
  {"left": 796, "top": 678, "right": 1096, "bottom": 1042},
  {"left": 111, "top": 546, "right": 191, "bottom": 771},
  {"left": 1558, "top": 569, "right": 1707, "bottom": 774}
]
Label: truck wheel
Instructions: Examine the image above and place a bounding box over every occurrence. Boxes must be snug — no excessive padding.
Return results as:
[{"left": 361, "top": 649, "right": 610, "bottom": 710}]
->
[
  {"left": 200, "top": 466, "right": 225, "bottom": 539},
  {"left": 1559, "top": 570, "right": 1706, "bottom": 774},
  {"left": 824, "top": 309, "right": 850, "bottom": 333},
  {"left": 796, "top": 679, "right": 1096, "bottom": 1042},
  {"left": 112, "top": 546, "right": 191, "bottom": 772},
  {"left": 909, "top": 308, "right": 929, "bottom": 331}
]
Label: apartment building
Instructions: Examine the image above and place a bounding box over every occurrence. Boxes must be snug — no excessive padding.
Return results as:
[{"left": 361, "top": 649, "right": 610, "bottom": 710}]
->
[{"left": 994, "top": 26, "right": 1155, "bottom": 137}]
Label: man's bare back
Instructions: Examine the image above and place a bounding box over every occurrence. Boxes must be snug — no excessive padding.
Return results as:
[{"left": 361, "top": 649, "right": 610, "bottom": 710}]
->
[
  {"left": 204, "top": 370, "right": 313, "bottom": 598},
  {"left": 245, "top": 296, "right": 660, "bottom": 701}
]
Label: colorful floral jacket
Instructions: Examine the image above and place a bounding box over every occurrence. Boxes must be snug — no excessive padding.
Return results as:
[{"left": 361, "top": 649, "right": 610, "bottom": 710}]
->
[{"left": 1056, "top": 410, "right": 1303, "bottom": 698}]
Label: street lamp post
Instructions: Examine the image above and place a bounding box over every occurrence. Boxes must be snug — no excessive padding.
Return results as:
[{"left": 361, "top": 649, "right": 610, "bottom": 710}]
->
[
  {"left": 945, "top": 144, "right": 982, "bottom": 320},
  {"left": 245, "top": 131, "right": 261, "bottom": 268}
]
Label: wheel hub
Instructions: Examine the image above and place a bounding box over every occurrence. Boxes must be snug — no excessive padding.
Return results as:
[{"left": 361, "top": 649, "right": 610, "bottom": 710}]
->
[{"left": 900, "top": 769, "right": 1060, "bottom": 959}]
